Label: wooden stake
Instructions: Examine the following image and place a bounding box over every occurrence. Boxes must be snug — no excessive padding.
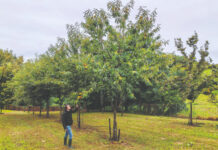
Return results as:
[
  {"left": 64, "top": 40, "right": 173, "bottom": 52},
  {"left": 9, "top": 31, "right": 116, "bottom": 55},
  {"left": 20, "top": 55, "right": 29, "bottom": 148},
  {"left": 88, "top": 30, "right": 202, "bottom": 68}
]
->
[
  {"left": 118, "top": 129, "right": 120, "bottom": 141},
  {"left": 109, "top": 118, "right": 111, "bottom": 140}
]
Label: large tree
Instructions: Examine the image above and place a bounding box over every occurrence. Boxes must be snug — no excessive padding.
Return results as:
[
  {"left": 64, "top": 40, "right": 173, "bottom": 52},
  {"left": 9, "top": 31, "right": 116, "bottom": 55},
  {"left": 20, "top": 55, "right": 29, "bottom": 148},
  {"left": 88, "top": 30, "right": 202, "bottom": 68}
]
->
[
  {"left": 80, "top": 0, "right": 167, "bottom": 140},
  {"left": 0, "top": 49, "right": 23, "bottom": 113},
  {"left": 11, "top": 57, "right": 55, "bottom": 118}
]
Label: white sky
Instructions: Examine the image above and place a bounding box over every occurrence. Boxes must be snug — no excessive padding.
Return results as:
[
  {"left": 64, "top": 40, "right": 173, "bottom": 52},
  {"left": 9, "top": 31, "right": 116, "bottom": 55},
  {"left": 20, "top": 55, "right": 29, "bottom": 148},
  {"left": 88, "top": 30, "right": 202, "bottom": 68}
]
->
[{"left": 0, "top": 0, "right": 217, "bottom": 63}]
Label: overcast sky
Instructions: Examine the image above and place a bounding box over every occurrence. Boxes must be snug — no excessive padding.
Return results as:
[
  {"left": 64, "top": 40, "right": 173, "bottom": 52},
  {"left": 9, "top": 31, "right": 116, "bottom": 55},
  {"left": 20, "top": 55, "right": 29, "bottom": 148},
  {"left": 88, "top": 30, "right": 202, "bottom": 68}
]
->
[{"left": 0, "top": 0, "right": 217, "bottom": 63}]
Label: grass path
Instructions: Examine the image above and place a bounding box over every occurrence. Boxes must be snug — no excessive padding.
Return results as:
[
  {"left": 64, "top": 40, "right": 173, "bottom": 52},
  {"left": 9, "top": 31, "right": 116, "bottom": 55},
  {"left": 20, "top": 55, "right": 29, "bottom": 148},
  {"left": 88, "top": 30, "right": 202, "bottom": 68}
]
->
[{"left": 0, "top": 110, "right": 217, "bottom": 150}]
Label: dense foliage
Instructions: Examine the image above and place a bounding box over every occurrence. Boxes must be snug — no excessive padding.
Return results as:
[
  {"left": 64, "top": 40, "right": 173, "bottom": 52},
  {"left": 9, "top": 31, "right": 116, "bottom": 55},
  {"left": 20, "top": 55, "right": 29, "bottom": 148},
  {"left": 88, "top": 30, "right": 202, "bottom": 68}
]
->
[{"left": 0, "top": 49, "right": 23, "bottom": 112}]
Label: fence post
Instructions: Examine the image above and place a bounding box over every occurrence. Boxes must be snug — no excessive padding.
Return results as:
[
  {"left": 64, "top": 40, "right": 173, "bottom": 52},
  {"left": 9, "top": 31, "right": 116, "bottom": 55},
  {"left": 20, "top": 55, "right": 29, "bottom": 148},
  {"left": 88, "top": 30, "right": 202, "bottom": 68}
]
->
[{"left": 109, "top": 118, "right": 111, "bottom": 140}]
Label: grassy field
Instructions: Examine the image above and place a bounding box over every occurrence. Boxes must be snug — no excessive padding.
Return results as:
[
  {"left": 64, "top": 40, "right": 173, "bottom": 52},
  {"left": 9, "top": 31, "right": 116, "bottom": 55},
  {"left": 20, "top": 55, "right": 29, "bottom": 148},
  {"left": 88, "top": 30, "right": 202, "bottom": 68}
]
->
[
  {"left": 177, "top": 94, "right": 218, "bottom": 119},
  {"left": 0, "top": 110, "right": 217, "bottom": 150}
]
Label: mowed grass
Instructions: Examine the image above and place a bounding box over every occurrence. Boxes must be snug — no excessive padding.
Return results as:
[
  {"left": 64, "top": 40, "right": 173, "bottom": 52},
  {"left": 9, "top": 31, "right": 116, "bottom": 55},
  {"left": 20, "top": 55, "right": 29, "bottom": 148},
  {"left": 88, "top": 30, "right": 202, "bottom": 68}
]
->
[
  {"left": 177, "top": 94, "right": 218, "bottom": 119},
  {"left": 0, "top": 110, "right": 217, "bottom": 150}
]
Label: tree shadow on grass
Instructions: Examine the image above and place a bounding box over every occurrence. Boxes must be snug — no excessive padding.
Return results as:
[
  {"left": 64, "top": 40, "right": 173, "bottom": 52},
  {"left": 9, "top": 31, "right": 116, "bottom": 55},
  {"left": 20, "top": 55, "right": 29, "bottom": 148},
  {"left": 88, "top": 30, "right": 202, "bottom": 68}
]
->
[
  {"left": 192, "top": 123, "right": 205, "bottom": 127},
  {"left": 170, "top": 121, "right": 206, "bottom": 128}
]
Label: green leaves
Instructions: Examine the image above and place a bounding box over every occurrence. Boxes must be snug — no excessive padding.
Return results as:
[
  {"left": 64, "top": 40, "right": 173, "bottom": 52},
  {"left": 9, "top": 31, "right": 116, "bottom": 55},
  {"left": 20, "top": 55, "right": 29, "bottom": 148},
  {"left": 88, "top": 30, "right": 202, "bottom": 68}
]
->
[
  {"left": 201, "top": 69, "right": 212, "bottom": 77},
  {"left": 175, "top": 32, "right": 212, "bottom": 102},
  {"left": 0, "top": 49, "right": 23, "bottom": 108},
  {"left": 3, "top": 0, "right": 215, "bottom": 117}
]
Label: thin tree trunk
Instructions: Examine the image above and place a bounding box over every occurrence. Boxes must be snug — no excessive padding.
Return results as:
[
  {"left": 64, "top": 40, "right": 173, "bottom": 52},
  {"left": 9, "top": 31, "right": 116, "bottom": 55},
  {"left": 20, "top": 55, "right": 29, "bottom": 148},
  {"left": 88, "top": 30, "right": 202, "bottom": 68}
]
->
[
  {"left": 139, "top": 102, "right": 142, "bottom": 112},
  {"left": 188, "top": 102, "right": 193, "bottom": 125},
  {"left": 148, "top": 104, "right": 151, "bottom": 115},
  {"left": 120, "top": 101, "right": 124, "bottom": 116},
  {"left": 77, "top": 105, "right": 81, "bottom": 128},
  {"left": 118, "top": 129, "right": 120, "bottom": 141},
  {"left": 125, "top": 103, "right": 128, "bottom": 112},
  {"left": 1, "top": 105, "right": 3, "bottom": 113},
  {"left": 58, "top": 94, "right": 62, "bottom": 120},
  {"left": 109, "top": 118, "right": 111, "bottom": 140},
  {"left": 46, "top": 99, "right": 49, "bottom": 118},
  {"left": 112, "top": 99, "right": 118, "bottom": 141},
  {"left": 121, "top": 105, "right": 124, "bottom": 116},
  {"left": 100, "top": 90, "right": 104, "bottom": 112},
  {"left": 60, "top": 105, "right": 62, "bottom": 119},
  {"left": 32, "top": 106, "right": 35, "bottom": 115},
  {"left": 39, "top": 105, "right": 42, "bottom": 117}
]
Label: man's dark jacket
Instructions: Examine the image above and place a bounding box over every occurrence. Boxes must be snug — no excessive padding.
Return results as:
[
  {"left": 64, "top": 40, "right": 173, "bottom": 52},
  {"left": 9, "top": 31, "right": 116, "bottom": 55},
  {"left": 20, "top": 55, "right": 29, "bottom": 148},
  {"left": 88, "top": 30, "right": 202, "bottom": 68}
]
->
[{"left": 62, "top": 108, "right": 77, "bottom": 129}]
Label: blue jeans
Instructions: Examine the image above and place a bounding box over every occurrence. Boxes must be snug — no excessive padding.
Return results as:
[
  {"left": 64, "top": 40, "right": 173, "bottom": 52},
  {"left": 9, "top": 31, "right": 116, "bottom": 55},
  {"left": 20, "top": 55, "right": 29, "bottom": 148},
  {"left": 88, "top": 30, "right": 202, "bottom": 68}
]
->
[{"left": 64, "top": 126, "right": 73, "bottom": 140}]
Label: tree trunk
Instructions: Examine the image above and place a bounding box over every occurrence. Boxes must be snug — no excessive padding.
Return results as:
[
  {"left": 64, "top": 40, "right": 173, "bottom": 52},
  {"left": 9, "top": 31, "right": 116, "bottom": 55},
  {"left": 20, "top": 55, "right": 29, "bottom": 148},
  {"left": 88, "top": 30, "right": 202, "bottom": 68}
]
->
[
  {"left": 0, "top": 105, "right": 4, "bottom": 113},
  {"left": 148, "top": 104, "right": 151, "bottom": 115},
  {"left": 112, "top": 99, "right": 118, "bottom": 141},
  {"left": 39, "top": 105, "right": 42, "bottom": 117},
  {"left": 139, "top": 102, "right": 142, "bottom": 112},
  {"left": 60, "top": 105, "right": 63, "bottom": 121},
  {"left": 188, "top": 102, "right": 193, "bottom": 125},
  {"left": 109, "top": 118, "right": 111, "bottom": 140},
  {"left": 100, "top": 90, "right": 104, "bottom": 112},
  {"left": 118, "top": 129, "right": 120, "bottom": 141},
  {"left": 84, "top": 101, "right": 87, "bottom": 112},
  {"left": 120, "top": 97, "right": 124, "bottom": 116},
  {"left": 77, "top": 105, "right": 81, "bottom": 128},
  {"left": 46, "top": 99, "right": 49, "bottom": 118},
  {"left": 58, "top": 95, "right": 63, "bottom": 120},
  {"left": 125, "top": 103, "right": 128, "bottom": 112},
  {"left": 121, "top": 106, "right": 124, "bottom": 116},
  {"left": 32, "top": 106, "right": 35, "bottom": 115}
]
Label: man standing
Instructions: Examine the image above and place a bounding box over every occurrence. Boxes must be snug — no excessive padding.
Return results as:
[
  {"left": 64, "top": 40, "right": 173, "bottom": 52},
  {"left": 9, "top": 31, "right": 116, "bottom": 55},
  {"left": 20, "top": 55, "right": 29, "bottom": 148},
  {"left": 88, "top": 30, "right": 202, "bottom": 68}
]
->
[{"left": 62, "top": 104, "right": 77, "bottom": 149}]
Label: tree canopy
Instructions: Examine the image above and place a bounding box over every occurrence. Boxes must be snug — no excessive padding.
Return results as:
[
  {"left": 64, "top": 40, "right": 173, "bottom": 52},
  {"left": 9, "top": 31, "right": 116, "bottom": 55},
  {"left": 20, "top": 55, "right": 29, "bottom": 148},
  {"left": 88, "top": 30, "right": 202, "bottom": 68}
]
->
[{"left": 2, "top": 0, "right": 217, "bottom": 132}]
